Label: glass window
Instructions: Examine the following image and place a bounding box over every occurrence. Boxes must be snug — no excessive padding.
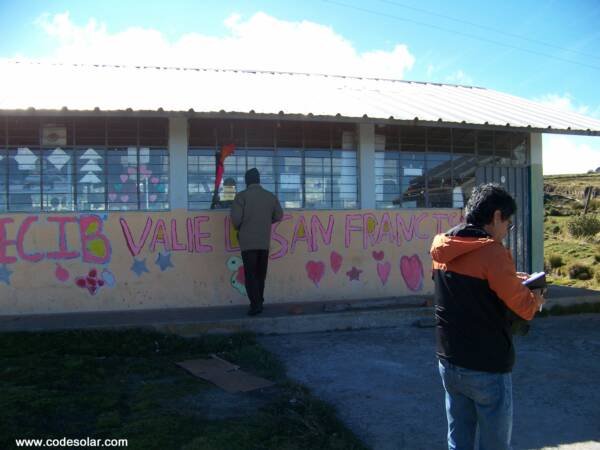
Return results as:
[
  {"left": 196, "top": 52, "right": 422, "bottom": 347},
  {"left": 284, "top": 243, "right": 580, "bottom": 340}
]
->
[
  {"left": 426, "top": 152, "right": 452, "bottom": 208},
  {"left": 106, "top": 148, "right": 139, "bottom": 211},
  {"left": 8, "top": 147, "right": 41, "bottom": 212},
  {"left": 0, "top": 118, "right": 169, "bottom": 211},
  {"left": 276, "top": 149, "right": 302, "bottom": 209},
  {"left": 140, "top": 148, "right": 169, "bottom": 211},
  {"left": 76, "top": 147, "right": 106, "bottom": 211},
  {"left": 188, "top": 148, "right": 215, "bottom": 210},
  {"left": 305, "top": 149, "right": 332, "bottom": 209},
  {"left": 42, "top": 147, "right": 74, "bottom": 211},
  {"left": 0, "top": 149, "right": 6, "bottom": 211},
  {"left": 399, "top": 153, "right": 426, "bottom": 208}
]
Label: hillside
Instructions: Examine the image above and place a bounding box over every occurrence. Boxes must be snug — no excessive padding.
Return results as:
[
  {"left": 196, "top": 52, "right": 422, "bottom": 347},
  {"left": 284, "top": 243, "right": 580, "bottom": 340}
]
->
[{"left": 543, "top": 173, "right": 600, "bottom": 290}]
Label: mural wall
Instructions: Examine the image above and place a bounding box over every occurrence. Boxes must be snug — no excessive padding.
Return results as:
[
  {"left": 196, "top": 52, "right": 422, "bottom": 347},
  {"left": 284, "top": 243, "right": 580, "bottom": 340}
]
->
[{"left": 0, "top": 209, "right": 462, "bottom": 315}]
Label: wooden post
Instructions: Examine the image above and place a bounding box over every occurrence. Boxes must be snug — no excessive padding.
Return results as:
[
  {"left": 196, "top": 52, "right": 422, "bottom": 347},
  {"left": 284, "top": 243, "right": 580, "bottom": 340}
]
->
[{"left": 583, "top": 186, "right": 594, "bottom": 215}]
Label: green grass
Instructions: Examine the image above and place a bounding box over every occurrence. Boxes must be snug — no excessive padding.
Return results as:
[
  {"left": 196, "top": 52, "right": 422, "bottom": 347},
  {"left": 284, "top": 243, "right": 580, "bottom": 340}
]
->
[
  {"left": 0, "top": 329, "right": 367, "bottom": 450},
  {"left": 543, "top": 215, "right": 600, "bottom": 290}
]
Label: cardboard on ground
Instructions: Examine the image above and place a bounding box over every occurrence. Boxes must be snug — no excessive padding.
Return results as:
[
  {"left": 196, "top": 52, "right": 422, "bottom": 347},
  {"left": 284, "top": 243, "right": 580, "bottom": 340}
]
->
[{"left": 176, "top": 355, "right": 274, "bottom": 393}]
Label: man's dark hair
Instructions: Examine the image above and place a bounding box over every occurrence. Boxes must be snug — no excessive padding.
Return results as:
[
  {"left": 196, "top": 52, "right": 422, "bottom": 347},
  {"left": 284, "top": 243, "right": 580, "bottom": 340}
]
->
[
  {"left": 245, "top": 168, "right": 260, "bottom": 186},
  {"left": 465, "top": 183, "right": 517, "bottom": 226}
]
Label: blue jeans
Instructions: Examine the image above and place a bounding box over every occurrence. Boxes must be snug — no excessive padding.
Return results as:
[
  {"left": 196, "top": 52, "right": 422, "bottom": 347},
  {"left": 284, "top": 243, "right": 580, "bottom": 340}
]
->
[{"left": 438, "top": 359, "right": 513, "bottom": 450}]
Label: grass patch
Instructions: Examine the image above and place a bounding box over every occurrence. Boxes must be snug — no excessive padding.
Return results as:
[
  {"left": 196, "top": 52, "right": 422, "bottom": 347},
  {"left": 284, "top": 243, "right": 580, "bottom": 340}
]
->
[{"left": 0, "top": 329, "right": 366, "bottom": 450}]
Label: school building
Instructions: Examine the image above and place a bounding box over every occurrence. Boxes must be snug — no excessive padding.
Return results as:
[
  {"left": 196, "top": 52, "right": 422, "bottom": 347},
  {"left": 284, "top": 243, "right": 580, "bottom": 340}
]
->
[{"left": 1, "top": 60, "right": 599, "bottom": 316}]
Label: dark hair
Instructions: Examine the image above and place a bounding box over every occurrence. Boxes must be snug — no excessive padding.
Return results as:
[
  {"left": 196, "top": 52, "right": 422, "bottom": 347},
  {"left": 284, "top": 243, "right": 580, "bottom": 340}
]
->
[
  {"left": 465, "top": 183, "right": 517, "bottom": 226},
  {"left": 245, "top": 168, "right": 260, "bottom": 185}
]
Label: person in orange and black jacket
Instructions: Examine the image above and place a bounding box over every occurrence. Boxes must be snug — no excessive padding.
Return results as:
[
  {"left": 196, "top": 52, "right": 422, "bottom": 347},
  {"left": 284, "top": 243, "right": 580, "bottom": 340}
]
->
[{"left": 430, "top": 183, "right": 545, "bottom": 450}]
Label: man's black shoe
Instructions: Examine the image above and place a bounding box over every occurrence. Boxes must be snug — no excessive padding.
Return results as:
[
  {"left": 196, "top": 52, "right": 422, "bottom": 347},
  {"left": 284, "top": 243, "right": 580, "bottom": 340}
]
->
[{"left": 247, "top": 306, "right": 262, "bottom": 316}]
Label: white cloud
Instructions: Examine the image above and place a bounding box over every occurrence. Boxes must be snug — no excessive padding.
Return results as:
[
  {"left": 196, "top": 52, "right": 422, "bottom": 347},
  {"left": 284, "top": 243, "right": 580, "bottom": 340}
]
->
[
  {"left": 444, "top": 69, "right": 473, "bottom": 86},
  {"left": 543, "top": 135, "right": 600, "bottom": 175},
  {"left": 534, "top": 93, "right": 591, "bottom": 116},
  {"left": 534, "top": 93, "right": 600, "bottom": 174},
  {"left": 31, "top": 11, "right": 415, "bottom": 79}
]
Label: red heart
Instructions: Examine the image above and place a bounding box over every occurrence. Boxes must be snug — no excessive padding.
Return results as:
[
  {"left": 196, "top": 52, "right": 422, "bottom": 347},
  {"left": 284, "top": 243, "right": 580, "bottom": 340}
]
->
[
  {"left": 372, "top": 250, "right": 385, "bottom": 261},
  {"left": 400, "top": 255, "right": 424, "bottom": 292},
  {"left": 306, "top": 261, "right": 326, "bottom": 287},
  {"left": 330, "top": 251, "right": 343, "bottom": 274},
  {"left": 236, "top": 266, "right": 245, "bottom": 285}
]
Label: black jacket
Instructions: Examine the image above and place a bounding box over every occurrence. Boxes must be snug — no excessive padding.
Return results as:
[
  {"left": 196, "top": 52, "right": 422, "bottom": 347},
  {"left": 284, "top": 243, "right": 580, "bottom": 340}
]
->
[{"left": 430, "top": 224, "right": 537, "bottom": 373}]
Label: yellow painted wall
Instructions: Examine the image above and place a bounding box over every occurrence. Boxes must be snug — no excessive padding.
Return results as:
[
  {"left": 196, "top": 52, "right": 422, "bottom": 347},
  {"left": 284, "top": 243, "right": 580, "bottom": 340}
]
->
[{"left": 0, "top": 209, "right": 462, "bottom": 315}]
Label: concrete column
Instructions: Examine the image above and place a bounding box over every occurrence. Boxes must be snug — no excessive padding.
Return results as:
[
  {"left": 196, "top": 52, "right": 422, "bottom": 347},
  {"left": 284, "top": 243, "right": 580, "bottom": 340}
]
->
[
  {"left": 530, "top": 133, "right": 544, "bottom": 272},
  {"left": 168, "top": 116, "right": 188, "bottom": 210},
  {"left": 358, "top": 123, "right": 376, "bottom": 209}
]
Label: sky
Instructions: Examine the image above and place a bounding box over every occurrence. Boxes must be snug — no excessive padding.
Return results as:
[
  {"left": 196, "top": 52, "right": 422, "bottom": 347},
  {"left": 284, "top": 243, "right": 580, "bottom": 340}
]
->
[{"left": 0, "top": 0, "right": 599, "bottom": 174}]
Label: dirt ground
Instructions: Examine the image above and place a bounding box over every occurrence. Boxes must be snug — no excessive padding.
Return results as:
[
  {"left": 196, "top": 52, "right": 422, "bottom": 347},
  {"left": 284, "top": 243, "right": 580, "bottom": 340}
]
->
[{"left": 260, "top": 314, "right": 600, "bottom": 450}]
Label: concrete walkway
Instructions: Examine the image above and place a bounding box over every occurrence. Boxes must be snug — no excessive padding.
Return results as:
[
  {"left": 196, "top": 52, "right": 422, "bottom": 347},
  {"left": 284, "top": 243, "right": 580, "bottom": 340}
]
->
[{"left": 259, "top": 314, "right": 600, "bottom": 450}]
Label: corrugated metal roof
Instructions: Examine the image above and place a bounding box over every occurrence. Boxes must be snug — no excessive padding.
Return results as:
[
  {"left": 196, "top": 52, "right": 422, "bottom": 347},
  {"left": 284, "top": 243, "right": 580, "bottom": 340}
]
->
[{"left": 1, "top": 60, "right": 599, "bottom": 136}]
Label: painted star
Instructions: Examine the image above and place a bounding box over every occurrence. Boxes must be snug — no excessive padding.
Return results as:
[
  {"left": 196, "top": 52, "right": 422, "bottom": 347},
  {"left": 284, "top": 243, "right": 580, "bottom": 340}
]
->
[
  {"left": 131, "top": 258, "right": 149, "bottom": 277},
  {"left": 346, "top": 266, "right": 363, "bottom": 281},
  {"left": 155, "top": 252, "right": 174, "bottom": 272},
  {"left": 0, "top": 264, "right": 13, "bottom": 285}
]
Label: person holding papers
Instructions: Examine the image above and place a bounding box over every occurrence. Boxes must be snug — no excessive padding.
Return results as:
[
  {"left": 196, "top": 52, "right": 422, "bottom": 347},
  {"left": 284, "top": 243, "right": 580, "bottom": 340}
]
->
[{"left": 430, "top": 183, "right": 545, "bottom": 450}]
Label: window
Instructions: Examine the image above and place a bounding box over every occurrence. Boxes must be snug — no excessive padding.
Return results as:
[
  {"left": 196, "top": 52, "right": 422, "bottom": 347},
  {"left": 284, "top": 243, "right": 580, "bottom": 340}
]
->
[
  {"left": 188, "top": 120, "right": 359, "bottom": 209},
  {"left": 375, "top": 126, "right": 529, "bottom": 209},
  {"left": 0, "top": 117, "right": 169, "bottom": 212}
]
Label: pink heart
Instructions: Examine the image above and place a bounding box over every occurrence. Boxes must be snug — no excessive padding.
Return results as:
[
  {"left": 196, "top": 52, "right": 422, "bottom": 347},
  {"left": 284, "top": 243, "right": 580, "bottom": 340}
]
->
[
  {"left": 400, "top": 255, "right": 424, "bottom": 292},
  {"left": 140, "top": 165, "right": 152, "bottom": 176},
  {"left": 330, "top": 251, "right": 343, "bottom": 274},
  {"left": 306, "top": 261, "right": 325, "bottom": 287},
  {"left": 372, "top": 250, "right": 385, "bottom": 261},
  {"left": 108, "top": 193, "right": 117, "bottom": 201},
  {"left": 120, "top": 195, "right": 129, "bottom": 202},
  {"left": 127, "top": 167, "right": 136, "bottom": 175},
  {"left": 377, "top": 261, "right": 391, "bottom": 285},
  {"left": 150, "top": 177, "right": 159, "bottom": 184},
  {"left": 149, "top": 194, "right": 157, "bottom": 202},
  {"left": 120, "top": 174, "right": 128, "bottom": 182}
]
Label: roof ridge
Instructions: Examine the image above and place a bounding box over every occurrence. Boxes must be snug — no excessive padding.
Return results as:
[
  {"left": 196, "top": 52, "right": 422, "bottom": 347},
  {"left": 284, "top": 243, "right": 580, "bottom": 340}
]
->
[{"left": 4, "top": 59, "right": 486, "bottom": 90}]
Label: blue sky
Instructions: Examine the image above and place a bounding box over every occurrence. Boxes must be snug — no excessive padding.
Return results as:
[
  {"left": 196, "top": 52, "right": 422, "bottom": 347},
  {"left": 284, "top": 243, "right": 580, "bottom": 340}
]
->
[{"left": 1, "top": 0, "right": 599, "bottom": 173}]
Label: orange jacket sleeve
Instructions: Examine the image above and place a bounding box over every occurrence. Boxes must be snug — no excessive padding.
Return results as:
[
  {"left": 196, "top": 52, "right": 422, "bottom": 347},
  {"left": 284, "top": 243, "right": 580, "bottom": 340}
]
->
[{"left": 485, "top": 246, "right": 538, "bottom": 320}]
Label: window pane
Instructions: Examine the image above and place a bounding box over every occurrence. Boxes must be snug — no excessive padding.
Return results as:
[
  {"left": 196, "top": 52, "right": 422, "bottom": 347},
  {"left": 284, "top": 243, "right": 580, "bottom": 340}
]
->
[
  {"left": 188, "top": 148, "right": 215, "bottom": 210},
  {"left": 8, "top": 147, "right": 41, "bottom": 211},
  {"left": 276, "top": 149, "right": 302, "bottom": 209},
  {"left": 428, "top": 128, "right": 451, "bottom": 153},
  {"left": 452, "top": 154, "right": 477, "bottom": 207},
  {"left": 139, "top": 148, "right": 169, "bottom": 210},
  {"left": 0, "top": 149, "right": 7, "bottom": 211},
  {"left": 76, "top": 148, "right": 106, "bottom": 211},
  {"left": 43, "top": 147, "right": 74, "bottom": 211},
  {"left": 107, "top": 147, "right": 138, "bottom": 211},
  {"left": 398, "top": 153, "right": 425, "bottom": 208}
]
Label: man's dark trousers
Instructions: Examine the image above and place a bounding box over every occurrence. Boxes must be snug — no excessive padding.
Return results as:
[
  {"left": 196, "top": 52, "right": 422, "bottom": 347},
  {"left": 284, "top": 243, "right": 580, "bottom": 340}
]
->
[{"left": 241, "top": 250, "right": 269, "bottom": 309}]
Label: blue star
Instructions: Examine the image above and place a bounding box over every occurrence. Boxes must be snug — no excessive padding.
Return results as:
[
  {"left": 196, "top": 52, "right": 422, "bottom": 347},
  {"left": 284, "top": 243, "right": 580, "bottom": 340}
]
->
[
  {"left": 0, "top": 264, "right": 12, "bottom": 285},
  {"left": 155, "top": 252, "right": 174, "bottom": 271},
  {"left": 131, "top": 258, "right": 149, "bottom": 277}
]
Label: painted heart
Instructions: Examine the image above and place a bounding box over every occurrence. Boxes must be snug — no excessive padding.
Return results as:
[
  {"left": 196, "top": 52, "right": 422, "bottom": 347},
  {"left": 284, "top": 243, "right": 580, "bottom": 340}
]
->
[
  {"left": 114, "top": 183, "right": 123, "bottom": 192},
  {"left": 377, "top": 261, "right": 391, "bottom": 285},
  {"left": 149, "top": 194, "right": 157, "bottom": 202},
  {"left": 400, "top": 255, "right": 424, "bottom": 292},
  {"left": 372, "top": 250, "right": 385, "bottom": 261},
  {"left": 306, "top": 260, "right": 325, "bottom": 287},
  {"left": 120, "top": 174, "right": 128, "bottom": 182},
  {"left": 150, "top": 177, "right": 159, "bottom": 184},
  {"left": 127, "top": 167, "right": 136, "bottom": 175},
  {"left": 120, "top": 195, "right": 129, "bottom": 202},
  {"left": 108, "top": 193, "right": 117, "bottom": 201},
  {"left": 140, "top": 165, "right": 152, "bottom": 176},
  {"left": 330, "top": 251, "right": 343, "bottom": 274}
]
